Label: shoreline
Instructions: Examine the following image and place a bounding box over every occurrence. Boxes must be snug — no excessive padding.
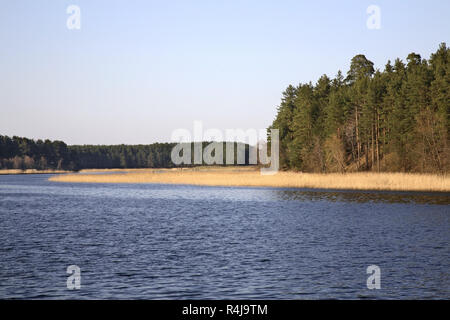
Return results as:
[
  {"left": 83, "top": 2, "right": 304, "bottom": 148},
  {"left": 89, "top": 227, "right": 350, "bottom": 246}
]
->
[
  {"left": 48, "top": 168, "right": 450, "bottom": 192},
  {"left": 0, "top": 169, "right": 72, "bottom": 175}
]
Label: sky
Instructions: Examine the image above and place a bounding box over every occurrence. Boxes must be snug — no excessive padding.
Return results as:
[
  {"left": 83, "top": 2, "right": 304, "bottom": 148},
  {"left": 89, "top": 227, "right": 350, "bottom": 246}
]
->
[{"left": 0, "top": 0, "right": 449, "bottom": 145}]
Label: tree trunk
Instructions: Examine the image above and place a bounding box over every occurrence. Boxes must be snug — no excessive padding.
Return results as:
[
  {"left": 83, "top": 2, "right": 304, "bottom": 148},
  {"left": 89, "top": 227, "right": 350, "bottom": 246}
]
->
[
  {"left": 371, "top": 122, "right": 375, "bottom": 171},
  {"left": 376, "top": 111, "right": 380, "bottom": 172},
  {"left": 355, "top": 105, "right": 361, "bottom": 170},
  {"left": 366, "top": 138, "right": 369, "bottom": 170}
]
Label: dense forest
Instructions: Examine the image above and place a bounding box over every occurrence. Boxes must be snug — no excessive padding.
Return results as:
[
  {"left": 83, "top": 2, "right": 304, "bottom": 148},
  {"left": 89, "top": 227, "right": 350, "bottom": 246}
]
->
[
  {"left": 0, "top": 136, "right": 174, "bottom": 170},
  {"left": 269, "top": 43, "right": 449, "bottom": 173},
  {"left": 0, "top": 135, "right": 252, "bottom": 170}
]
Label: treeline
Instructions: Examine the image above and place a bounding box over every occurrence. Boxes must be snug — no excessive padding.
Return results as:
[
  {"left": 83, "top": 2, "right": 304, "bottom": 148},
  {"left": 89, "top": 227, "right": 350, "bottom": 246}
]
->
[
  {"left": 0, "top": 136, "right": 73, "bottom": 170},
  {"left": 0, "top": 135, "right": 252, "bottom": 170},
  {"left": 69, "top": 144, "right": 176, "bottom": 170},
  {"left": 270, "top": 43, "right": 449, "bottom": 173}
]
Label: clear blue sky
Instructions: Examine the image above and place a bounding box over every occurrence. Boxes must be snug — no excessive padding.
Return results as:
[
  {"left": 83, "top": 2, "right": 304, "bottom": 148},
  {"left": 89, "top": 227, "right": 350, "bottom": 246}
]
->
[{"left": 0, "top": 0, "right": 448, "bottom": 145}]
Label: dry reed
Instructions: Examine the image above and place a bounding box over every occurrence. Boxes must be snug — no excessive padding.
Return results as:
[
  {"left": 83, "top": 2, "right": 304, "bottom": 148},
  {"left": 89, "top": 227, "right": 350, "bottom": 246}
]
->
[{"left": 48, "top": 167, "right": 450, "bottom": 192}]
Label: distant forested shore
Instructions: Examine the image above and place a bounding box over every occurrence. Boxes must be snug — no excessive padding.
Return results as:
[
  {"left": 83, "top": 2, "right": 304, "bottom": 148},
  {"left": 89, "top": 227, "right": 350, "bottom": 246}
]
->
[
  {"left": 0, "top": 135, "right": 173, "bottom": 170},
  {"left": 0, "top": 135, "right": 252, "bottom": 171},
  {"left": 270, "top": 43, "right": 449, "bottom": 174}
]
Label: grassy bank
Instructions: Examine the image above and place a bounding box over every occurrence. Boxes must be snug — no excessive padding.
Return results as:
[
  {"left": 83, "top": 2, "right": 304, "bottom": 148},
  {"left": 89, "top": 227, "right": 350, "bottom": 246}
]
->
[
  {"left": 0, "top": 169, "right": 71, "bottom": 175},
  {"left": 48, "top": 167, "right": 450, "bottom": 192}
]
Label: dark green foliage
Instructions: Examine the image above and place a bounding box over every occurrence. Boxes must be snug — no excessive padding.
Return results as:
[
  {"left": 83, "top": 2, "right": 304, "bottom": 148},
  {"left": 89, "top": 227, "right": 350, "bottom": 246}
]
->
[
  {"left": 0, "top": 136, "right": 251, "bottom": 170},
  {"left": 270, "top": 43, "right": 449, "bottom": 173}
]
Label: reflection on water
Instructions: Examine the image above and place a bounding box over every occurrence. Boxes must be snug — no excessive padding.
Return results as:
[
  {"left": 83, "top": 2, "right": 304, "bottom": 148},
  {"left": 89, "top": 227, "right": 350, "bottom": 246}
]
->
[
  {"left": 274, "top": 189, "right": 450, "bottom": 205},
  {"left": 0, "top": 174, "right": 449, "bottom": 299}
]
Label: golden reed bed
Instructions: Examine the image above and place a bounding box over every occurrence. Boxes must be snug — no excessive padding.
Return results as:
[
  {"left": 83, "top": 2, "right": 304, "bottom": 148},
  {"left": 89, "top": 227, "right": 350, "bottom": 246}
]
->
[{"left": 48, "top": 167, "right": 450, "bottom": 192}]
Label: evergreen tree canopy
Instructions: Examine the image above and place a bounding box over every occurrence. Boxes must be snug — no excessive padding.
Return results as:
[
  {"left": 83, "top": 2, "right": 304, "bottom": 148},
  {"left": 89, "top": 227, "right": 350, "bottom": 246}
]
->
[{"left": 270, "top": 43, "right": 449, "bottom": 173}]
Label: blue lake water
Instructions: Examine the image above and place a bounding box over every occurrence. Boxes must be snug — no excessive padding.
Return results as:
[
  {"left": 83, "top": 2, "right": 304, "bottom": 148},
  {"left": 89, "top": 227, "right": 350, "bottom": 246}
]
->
[{"left": 0, "top": 174, "right": 449, "bottom": 299}]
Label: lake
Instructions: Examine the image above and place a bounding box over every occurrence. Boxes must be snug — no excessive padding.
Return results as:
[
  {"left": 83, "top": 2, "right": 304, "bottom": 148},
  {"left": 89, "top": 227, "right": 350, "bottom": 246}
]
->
[{"left": 0, "top": 174, "right": 449, "bottom": 299}]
